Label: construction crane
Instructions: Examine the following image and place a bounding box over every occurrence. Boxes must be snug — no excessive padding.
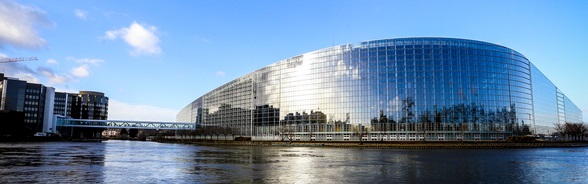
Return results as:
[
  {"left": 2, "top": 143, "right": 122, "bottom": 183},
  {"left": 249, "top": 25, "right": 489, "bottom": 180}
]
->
[{"left": 0, "top": 57, "right": 38, "bottom": 63}]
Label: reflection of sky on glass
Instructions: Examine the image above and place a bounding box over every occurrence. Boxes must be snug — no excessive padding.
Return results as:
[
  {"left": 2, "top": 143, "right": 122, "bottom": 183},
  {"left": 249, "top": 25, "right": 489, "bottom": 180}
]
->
[
  {"left": 267, "top": 45, "right": 361, "bottom": 123},
  {"left": 180, "top": 38, "right": 583, "bottom": 136}
]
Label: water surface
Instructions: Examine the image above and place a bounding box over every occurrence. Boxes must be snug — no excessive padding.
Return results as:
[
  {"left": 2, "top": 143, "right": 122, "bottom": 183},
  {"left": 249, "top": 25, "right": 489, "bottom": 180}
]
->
[{"left": 1, "top": 140, "right": 586, "bottom": 183}]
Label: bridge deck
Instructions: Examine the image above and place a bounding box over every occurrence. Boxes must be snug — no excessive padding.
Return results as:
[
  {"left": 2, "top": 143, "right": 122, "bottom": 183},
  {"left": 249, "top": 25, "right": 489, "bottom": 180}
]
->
[{"left": 56, "top": 118, "right": 195, "bottom": 130}]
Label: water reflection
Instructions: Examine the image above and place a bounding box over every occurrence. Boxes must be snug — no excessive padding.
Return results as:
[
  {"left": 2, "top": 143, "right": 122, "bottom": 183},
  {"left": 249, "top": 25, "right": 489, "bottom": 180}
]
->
[
  {"left": 1, "top": 141, "right": 587, "bottom": 183},
  {"left": 0, "top": 142, "right": 106, "bottom": 183},
  {"left": 187, "top": 145, "right": 588, "bottom": 184}
]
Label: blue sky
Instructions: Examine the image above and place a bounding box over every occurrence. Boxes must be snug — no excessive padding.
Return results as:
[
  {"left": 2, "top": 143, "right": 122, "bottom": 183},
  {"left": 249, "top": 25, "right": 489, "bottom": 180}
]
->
[{"left": 1, "top": 0, "right": 587, "bottom": 122}]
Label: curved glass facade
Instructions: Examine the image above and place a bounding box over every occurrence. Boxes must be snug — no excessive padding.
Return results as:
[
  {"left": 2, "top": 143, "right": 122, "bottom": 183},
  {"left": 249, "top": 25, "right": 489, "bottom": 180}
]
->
[{"left": 178, "top": 37, "right": 582, "bottom": 141}]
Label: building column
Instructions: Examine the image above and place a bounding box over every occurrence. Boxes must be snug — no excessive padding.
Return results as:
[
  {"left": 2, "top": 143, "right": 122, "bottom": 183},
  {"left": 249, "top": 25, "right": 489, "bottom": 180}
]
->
[{"left": 42, "top": 87, "right": 55, "bottom": 133}]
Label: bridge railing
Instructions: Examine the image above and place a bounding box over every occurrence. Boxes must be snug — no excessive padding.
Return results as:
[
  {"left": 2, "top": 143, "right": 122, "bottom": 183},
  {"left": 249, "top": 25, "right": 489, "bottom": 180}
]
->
[{"left": 56, "top": 117, "right": 195, "bottom": 130}]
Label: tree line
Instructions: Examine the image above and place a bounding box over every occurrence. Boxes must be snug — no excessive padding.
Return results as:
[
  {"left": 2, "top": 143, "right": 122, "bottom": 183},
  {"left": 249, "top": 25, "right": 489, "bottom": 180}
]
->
[
  {"left": 554, "top": 122, "right": 588, "bottom": 141},
  {"left": 175, "top": 126, "right": 240, "bottom": 140}
]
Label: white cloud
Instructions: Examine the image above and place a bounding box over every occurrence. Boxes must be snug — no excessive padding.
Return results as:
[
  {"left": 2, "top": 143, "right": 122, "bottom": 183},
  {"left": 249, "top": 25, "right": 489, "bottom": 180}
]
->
[
  {"left": 67, "top": 57, "right": 104, "bottom": 65},
  {"left": 0, "top": 61, "right": 36, "bottom": 80},
  {"left": 13, "top": 73, "right": 39, "bottom": 83},
  {"left": 47, "top": 58, "right": 58, "bottom": 64},
  {"left": 71, "top": 64, "right": 90, "bottom": 77},
  {"left": 0, "top": 0, "right": 49, "bottom": 49},
  {"left": 63, "top": 57, "right": 104, "bottom": 78},
  {"left": 103, "top": 21, "right": 162, "bottom": 56},
  {"left": 103, "top": 30, "right": 118, "bottom": 40},
  {"left": 0, "top": 62, "right": 72, "bottom": 84},
  {"left": 108, "top": 99, "right": 177, "bottom": 122},
  {"left": 37, "top": 67, "right": 72, "bottom": 84},
  {"left": 0, "top": 55, "right": 74, "bottom": 85},
  {"left": 74, "top": 9, "right": 87, "bottom": 20},
  {"left": 215, "top": 71, "right": 226, "bottom": 76},
  {"left": 54, "top": 87, "right": 79, "bottom": 94}
]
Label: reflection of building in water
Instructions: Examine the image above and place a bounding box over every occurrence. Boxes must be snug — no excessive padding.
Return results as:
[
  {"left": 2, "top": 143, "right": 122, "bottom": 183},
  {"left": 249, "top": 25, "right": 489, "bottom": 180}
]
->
[{"left": 177, "top": 38, "right": 582, "bottom": 141}]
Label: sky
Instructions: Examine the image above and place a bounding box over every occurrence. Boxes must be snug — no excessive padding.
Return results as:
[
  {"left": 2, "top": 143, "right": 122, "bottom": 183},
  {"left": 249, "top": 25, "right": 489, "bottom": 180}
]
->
[{"left": 0, "top": 0, "right": 587, "bottom": 123}]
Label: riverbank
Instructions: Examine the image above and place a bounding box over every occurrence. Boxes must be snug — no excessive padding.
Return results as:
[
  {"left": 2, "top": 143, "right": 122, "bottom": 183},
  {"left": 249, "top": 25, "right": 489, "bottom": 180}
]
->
[
  {"left": 0, "top": 136, "right": 105, "bottom": 143},
  {"left": 0, "top": 136, "right": 61, "bottom": 142},
  {"left": 155, "top": 139, "right": 588, "bottom": 149}
]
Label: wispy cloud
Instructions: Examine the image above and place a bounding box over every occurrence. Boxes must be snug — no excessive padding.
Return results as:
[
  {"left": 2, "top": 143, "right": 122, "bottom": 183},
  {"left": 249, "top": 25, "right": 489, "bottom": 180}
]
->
[
  {"left": 47, "top": 58, "right": 58, "bottom": 64},
  {"left": 0, "top": 54, "right": 39, "bottom": 82},
  {"left": 74, "top": 9, "right": 87, "bottom": 20},
  {"left": 0, "top": 60, "right": 74, "bottom": 84},
  {"left": 37, "top": 67, "right": 72, "bottom": 84},
  {"left": 71, "top": 64, "right": 90, "bottom": 78},
  {"left": 62, "top": 57, "right": 104, "bottom": 78},
  {"left": 67, "top": 57, "right": 104, "bottom": 65},
  {"left": 0, "top": 0, "right": 50, "bottom": 49},
  {"left": 103, "top": 21, "right": 162, "bottom": 56},
  {"left": 108, "top": 99, "right": 177, "bottom": 122},
  {"left": 13, "top": 73, "right": 39, "bottom": 83},
  {"left": 215, "top": 71, "right": 226, "bottom": 77},
  {"left": 192, "top": 36, "right": 211, "bottom": 44},
  {"left": 0, "top": 54, "right": 101, "bottom": 86},
  {"left": 0, "top": 59, "right": 38, "bottom": 79},
  {"left": 103, "top": 11, "right": 128, "bottom": 18},
  {"left": 76, "top": 58, "right": 103, "bottom": 65}
]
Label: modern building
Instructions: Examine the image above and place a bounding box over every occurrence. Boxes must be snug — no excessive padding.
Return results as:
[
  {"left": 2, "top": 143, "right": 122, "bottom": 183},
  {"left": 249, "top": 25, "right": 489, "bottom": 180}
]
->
[
  {"left": 1, "top": 75, "right": 55, "bottom": 136},
  {"left": 54, "top": 91, "right": 109, "bottom": 120},
  {"left": 53, "top": 91, "right": 108, "bottom": 138},
  {"left": 177, "top": 37, "right": 582, "bottom": 141},
  {"left": 0, "top": 73, "right": 108, "bottom": 137}
]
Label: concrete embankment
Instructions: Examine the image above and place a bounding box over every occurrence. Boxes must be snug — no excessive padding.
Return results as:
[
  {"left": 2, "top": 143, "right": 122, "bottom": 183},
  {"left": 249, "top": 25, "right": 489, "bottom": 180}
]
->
[{"left": 155, "top": 139, "right": 588, "bottom": 149}]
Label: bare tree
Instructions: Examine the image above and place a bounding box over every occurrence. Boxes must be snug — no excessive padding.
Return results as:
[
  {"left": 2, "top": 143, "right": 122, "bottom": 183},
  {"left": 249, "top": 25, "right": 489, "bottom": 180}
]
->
[
  {"left": 278, "top": 124, "right": 294, "bottom": 142},
  {"left": 227, "top": 126, "right": 239, "bottom": 140},
  {"left": 352, "top": 124, "right": 368, "bottom": 145},
  {"left": 193, "top": 128, "right": 204, "bottom": 139},
  {"left": 220, "top": 126, "right": 229, "bottom": 140},
  {"left": 202, "top": 126, "right": 214, "bottom": 140},
  {"left": 554, "top": 122, "right": 588, "bottom": 141},
  {"left": 308, "top": 123, "right": 315, "bottom": 141},
  {"left": 277, "top": 125, "right": 287, "bottom": 141},
  {"left": 212, "top": 126, "right": 222, "bottom": 140},
  {"left": 579, "top": 122, "right": 588, "bottom": 141},
  {"left": 554, "top": 122, "right": 567, "bottom": 141},
  {"left": 567, "top": 122, "right": 588, "bottom": 141}
]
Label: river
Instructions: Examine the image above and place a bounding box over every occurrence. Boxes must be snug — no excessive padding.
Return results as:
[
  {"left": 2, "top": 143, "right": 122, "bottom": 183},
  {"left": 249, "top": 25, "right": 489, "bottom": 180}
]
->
[{"left": 0, "top": 140, "right": 587, "bottom": 183}]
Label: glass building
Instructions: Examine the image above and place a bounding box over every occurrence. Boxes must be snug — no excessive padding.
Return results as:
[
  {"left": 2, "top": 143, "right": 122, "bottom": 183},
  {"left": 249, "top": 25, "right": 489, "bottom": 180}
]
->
[
  {"left": 177, "top": 37, "right": 582, "bottom": 141},
  {"left": 54, "top": 91, "right": 109, "bottom": 120},
  {"left": 1, "top": 73, "right": 108, "bottom": 137},
  {"left": 1, "top": 76, "right": 52, "bottom": 135}
]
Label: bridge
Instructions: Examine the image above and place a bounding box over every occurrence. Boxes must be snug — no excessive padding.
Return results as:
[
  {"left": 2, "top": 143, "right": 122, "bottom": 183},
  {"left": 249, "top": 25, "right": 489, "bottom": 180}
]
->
[{"left": 55, "top": 117, "right": 195, "bottom": 130}]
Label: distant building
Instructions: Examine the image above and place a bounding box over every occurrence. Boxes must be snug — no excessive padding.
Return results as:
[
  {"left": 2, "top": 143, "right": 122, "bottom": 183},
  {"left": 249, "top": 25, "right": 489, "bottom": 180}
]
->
[
  {"left": 54, "top": 91, "right": 108, "bottom": 120},
  {"left": 0, "top": 73, "right": 108, "bottom": 137},
  {"left": 53, "top": 92, "right": 74, "bottom": 118},
  {"left": 101, "top": 129, "right": 119, "bottom": 138}
]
